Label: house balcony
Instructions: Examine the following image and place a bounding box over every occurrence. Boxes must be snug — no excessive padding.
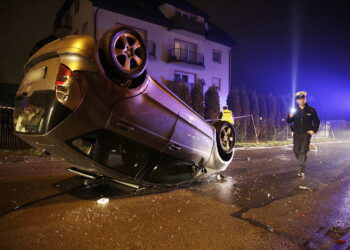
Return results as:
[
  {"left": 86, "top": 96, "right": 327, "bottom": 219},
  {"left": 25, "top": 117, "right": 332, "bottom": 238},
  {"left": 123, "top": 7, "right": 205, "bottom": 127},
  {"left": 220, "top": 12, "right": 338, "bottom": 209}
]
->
[
  {"left": 169, "top": 14, "right": 205, "bottom": 36},
  {"left": 167, "top": 48, "right": 204, "bottom": 67}
]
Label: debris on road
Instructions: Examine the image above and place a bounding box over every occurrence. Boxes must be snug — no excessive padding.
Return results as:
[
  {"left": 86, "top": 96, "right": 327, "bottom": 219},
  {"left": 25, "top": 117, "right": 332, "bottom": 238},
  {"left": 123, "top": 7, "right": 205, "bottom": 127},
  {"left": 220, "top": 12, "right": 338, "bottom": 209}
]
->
[
  {"left": 337, "top": 239, "right": 346, "bottom": 244},
  {"left": 299, "top": 186, "right": 313, "bottom": 192},
  {"left": 97, "top": 198, "right": 109, "bottom": 205},
  {"left": 326, "top": 226, "right": 350, "bottom": 240}
]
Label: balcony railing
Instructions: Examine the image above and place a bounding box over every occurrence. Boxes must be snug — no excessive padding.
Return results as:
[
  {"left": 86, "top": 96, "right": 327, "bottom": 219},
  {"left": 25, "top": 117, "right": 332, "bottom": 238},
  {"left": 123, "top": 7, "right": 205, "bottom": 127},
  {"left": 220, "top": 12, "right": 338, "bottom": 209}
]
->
[
  {"left": 170, "top": 14, "right": 205, "bottom": 36},
  {"left": 167, "top": 48, "right": 204, "bottom": 67},
  {"left": 145, "top": 40, "right": 156, "bottom": 57}
]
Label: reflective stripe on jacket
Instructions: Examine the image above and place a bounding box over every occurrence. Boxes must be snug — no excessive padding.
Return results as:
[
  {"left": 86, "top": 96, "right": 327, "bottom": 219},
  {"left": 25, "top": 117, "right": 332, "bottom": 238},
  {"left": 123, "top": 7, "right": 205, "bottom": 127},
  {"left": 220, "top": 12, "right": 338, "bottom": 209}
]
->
[{"left": 222, "top": 110, "right": 234, "bottom": 124}]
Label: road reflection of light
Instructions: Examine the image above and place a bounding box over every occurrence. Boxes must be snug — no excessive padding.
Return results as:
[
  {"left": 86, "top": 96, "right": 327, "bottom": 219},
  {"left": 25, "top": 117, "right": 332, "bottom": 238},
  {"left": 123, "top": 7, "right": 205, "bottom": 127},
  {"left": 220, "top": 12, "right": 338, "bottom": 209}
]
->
[
  {"left": 335, "top": 180, "right": 350, "bottom": 227},
  {"left": 215, "top": 176, "right": 237, "bottom": 203}
]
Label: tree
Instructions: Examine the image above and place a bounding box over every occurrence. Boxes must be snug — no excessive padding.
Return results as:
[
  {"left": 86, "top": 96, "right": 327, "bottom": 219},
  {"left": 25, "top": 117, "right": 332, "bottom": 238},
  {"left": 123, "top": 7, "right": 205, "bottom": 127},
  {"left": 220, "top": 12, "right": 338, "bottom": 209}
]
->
[
  {"left": 266, "top": 93, "right": 277, "bottom": 140},
  {"left": 178, "top": 83, "right": 192, "bottom": 106},
  {"left": 258, "top": 94, "right": 268, "bottom": 140},
  {"left": 249, "top": 91, "right": 260, "bottom": 141},
  {"left": 276, "top": 95, "right": 289, "bottom": 140},
  {"left": 227, "top": 89, "right": 241, "bottom": 117},
  {"left": 227, "top": 89, "right": 241, "bottom": 128},
  {"left": 167, "top": 81, "right": 181, "bottom": 96},
  {"left": 166, "top": 81, "right": 191, "bottom": 106},
  {"left": 238, "top": 89, "right": 251, "bottom": 141},
  {"left": 278, "top": 96, "right": 287, "bottom": 126},
  {"left": 204, "top": 86, "right": 220, "bottom": 120},
  {"left": 191, "top": 82, "right": 204, "bottom": 116},
  {"left": 275, "top": 97, "right": 282, "bottom": 131}
]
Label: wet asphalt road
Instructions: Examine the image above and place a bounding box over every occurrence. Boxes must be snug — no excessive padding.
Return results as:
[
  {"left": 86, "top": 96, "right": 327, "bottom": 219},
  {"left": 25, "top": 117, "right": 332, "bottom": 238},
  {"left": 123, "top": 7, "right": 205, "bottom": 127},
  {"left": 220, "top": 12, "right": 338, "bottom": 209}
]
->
[{"left": 0, "top": 141, "right": 350, "bottom": 249}]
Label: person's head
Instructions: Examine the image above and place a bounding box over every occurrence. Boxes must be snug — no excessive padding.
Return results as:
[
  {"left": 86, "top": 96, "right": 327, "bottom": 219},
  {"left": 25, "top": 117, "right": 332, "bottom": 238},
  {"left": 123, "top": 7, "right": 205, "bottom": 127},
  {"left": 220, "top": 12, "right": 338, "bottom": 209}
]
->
[
  {"left": 223, "top": 105, "right": 228, "bottom": 110},
  {"left": 295, "top": 91, "right": 307, "bottom": 107}
]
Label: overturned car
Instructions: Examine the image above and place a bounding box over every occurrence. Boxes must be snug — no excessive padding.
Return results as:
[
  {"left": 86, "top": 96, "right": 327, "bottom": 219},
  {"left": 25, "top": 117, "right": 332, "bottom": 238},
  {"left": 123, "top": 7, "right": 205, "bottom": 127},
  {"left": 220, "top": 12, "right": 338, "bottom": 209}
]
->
[{"left": 13, "top": 27, "right": 235, "bottom": 188}]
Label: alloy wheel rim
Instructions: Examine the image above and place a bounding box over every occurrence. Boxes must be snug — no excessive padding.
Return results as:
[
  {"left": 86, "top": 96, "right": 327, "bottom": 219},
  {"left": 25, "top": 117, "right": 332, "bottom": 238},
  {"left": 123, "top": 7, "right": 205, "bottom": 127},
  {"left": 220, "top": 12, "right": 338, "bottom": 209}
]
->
[
  {"left": 220, "top": 126, "right": 234, "bottom": 151},
  {"left": 112, "top": 33, "right": 145, "bottom": 72}
]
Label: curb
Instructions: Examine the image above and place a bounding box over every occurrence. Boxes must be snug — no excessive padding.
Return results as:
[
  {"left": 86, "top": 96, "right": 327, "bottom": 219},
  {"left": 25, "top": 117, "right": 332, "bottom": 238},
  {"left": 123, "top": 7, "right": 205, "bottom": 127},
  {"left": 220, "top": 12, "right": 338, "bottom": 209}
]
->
[{"left": 235, "top": 140, "right": 346, "bottom": 150}]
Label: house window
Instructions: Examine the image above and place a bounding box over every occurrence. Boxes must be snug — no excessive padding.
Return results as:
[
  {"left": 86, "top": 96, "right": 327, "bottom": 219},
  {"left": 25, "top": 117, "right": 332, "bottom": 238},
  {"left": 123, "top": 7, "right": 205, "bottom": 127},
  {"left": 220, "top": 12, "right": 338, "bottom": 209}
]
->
[
  {"left": 174, "top": 40, "right": 197, "bottom": 62},
  {"left": 174, "top": 70, "right": 196, "bottom": 90},
  {"left": 175, "top": 9, "right": 197, "bottom": 22},
  {"left": 212, "top": 77, "right": 221, "bottom": 91},
  {"left": 82, "top": 22, "right": 88, "bottom": 35},
  {"left": 74, "top": 0, "right": 80, "bottom": 14},
  {"left": 213, "top": 50, "right": 221, "bottom": 63}
]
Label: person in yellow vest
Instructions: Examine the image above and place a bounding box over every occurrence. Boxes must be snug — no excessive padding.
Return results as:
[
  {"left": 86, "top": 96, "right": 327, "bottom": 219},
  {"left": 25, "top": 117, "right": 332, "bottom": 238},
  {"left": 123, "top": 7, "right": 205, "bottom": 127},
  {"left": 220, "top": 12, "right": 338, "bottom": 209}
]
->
[{"left": 219, "top": 105, "right": 234, "bottom": 125}]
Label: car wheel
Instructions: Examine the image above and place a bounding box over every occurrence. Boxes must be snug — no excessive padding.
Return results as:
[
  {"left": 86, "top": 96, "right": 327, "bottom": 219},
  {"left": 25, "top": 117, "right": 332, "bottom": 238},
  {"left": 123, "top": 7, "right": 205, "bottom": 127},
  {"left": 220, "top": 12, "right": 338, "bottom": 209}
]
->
[
  {"left": 99, "top": 27, "right": 147, "bottom": 86},
  {"left": 214, "top": 121, "right": 235, "bottom": 156}
]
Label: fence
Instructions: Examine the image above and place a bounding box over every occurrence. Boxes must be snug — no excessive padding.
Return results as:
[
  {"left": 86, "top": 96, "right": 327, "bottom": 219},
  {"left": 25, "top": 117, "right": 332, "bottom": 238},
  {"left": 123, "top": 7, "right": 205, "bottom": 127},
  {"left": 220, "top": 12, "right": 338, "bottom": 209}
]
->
[{"left": 0, "top": 107, "right": 32, "bottom": 150}]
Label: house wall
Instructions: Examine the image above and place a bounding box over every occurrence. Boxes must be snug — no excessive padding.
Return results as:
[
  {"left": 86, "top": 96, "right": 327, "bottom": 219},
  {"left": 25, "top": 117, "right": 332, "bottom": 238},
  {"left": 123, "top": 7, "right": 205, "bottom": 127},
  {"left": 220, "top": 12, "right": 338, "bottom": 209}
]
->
[
  {"left": 68, "top": 0, "right": 231, "bottom": 107},
  {"left": 68, "top": 0, "right": 94, "bottom": 36}
]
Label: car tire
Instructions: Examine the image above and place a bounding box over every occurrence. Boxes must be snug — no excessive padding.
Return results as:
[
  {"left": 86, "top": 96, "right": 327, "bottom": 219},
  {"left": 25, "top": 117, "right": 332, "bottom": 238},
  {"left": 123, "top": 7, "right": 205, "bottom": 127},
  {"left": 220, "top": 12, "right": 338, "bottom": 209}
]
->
[
  {"left": 213, "top": 121, "right": 235, "bottom": 158},
  {"left": 99, "top": 27, "right": 147, "bottom": 87}
]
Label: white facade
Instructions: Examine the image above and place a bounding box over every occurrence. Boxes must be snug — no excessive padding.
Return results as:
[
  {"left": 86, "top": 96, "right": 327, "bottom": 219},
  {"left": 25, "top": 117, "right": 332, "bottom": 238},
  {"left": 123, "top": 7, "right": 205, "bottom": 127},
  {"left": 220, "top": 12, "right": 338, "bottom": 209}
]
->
[{"left": 64, "top": 0, "right": 232, "bottom": 107}]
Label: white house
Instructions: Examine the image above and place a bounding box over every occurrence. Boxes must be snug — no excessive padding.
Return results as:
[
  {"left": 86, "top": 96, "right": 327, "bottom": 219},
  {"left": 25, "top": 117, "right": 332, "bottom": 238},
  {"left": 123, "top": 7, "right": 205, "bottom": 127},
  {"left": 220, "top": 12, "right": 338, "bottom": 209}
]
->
[{"left": 53, "top": 0, "right": 237, "bottom": 107}]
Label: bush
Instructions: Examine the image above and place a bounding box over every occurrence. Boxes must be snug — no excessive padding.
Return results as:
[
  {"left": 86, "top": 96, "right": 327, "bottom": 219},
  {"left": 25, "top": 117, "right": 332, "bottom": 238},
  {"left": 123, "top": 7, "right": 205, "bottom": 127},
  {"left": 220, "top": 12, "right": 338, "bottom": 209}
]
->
[
  {"left": 178, "top": 83, "right": 192, "bottom": 106},
  {"left": 204, "top": 86, "right": 220, "bottom": 120},
  {"left": 167, "top": 81, "right": 192, "bottom": 107},
  {"left": 191, "top": 82, "right": 204, "bottom": 116}
]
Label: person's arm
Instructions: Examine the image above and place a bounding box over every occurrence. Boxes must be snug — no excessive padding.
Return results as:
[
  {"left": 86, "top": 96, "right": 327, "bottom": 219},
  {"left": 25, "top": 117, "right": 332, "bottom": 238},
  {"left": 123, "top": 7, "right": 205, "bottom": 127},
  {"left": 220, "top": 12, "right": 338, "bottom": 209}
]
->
[
  {"left": 311, "top": 109, "right": 320, "bottom": 133},
  {"left": 286, "top": 113, "right": 294, "bottom": 123}
]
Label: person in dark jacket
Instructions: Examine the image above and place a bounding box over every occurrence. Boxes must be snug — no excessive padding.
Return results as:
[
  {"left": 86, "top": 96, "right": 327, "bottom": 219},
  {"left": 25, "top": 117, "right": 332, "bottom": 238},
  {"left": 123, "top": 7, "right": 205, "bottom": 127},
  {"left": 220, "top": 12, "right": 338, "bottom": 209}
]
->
[{"left": 286, "top": 91, "right": 320, "bottom": 177}]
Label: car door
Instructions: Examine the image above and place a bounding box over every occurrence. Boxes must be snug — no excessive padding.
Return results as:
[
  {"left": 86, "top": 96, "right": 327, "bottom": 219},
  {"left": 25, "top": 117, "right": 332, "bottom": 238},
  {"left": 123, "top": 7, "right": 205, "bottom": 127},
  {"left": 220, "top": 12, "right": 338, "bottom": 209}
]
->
[
  {"left": 163, "top": 105, "right": 214, "bottom": 165},
  {"left": 107, "top": 78, "right": 180, "bottom": 152}
]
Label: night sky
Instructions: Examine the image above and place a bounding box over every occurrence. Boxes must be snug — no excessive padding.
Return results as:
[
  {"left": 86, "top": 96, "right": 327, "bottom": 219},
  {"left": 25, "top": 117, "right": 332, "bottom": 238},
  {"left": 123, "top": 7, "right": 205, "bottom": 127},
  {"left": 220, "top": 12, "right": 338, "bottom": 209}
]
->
[
  {"left": 189, "top": 0, "right": 350, "bottom": 120},
  {"left": 0, "top": 0, "right": 349, "bottom": 120}
]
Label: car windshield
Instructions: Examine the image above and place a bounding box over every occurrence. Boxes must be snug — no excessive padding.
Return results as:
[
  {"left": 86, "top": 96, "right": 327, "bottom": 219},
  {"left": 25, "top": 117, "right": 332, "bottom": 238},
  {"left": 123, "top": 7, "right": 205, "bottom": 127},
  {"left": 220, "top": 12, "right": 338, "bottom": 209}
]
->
[{"left": 70, "top": 130, "right": 156, "bottom": 178}]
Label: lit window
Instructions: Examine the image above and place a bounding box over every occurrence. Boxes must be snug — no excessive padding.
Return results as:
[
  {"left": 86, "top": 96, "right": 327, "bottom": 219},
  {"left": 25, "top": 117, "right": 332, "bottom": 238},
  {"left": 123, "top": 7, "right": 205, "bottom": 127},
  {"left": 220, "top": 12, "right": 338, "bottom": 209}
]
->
[
  {"left": 213, "top": 50, "right": 221, "bottom": 63},
  {"left": 212, "top": 77, "right": 221, "bottom": 91},
  {"left": 174, "top": 40, "right": 197, "bottom": 62}
]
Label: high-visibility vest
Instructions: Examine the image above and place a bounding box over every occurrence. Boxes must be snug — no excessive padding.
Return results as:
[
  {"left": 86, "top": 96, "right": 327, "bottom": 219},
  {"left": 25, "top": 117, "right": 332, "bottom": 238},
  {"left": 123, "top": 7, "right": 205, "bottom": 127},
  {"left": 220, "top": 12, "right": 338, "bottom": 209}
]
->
[{"left": 222, "top": 109, "right": 234, "bottom": 124}]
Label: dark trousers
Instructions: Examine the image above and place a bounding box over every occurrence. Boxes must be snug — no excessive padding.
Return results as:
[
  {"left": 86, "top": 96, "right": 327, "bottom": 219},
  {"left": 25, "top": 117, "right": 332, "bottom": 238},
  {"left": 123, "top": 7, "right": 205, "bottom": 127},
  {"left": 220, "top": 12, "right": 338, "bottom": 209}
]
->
[{"left": 293, "top": 133, "right": 311, "bottom": 173}]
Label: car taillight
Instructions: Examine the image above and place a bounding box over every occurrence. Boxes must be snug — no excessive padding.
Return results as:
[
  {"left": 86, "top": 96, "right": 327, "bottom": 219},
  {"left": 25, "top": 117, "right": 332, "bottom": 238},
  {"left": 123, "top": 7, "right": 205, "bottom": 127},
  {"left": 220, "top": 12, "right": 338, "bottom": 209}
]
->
[
  {"left": 55, "top": 64, "right": 82, "bottom": 110},
  {"left": 56, "top": 64, "right": 73, "bottom": 85}
]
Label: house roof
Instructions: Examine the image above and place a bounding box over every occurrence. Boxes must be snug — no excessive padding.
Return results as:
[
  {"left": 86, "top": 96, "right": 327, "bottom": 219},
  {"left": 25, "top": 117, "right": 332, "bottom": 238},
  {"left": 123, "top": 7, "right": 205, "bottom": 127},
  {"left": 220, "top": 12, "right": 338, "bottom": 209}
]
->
[
  {"left": 56, "top": 0, "right": 237, "bottom": 47},
  {"left": 205, "top": 21, "right": 238, "bottom": 47},
  {"left": 91, "top": 0, "right": 171, "bottom": 27},
  {"left": 159, "top": 0, "right": 210, "bottom": 18}
]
